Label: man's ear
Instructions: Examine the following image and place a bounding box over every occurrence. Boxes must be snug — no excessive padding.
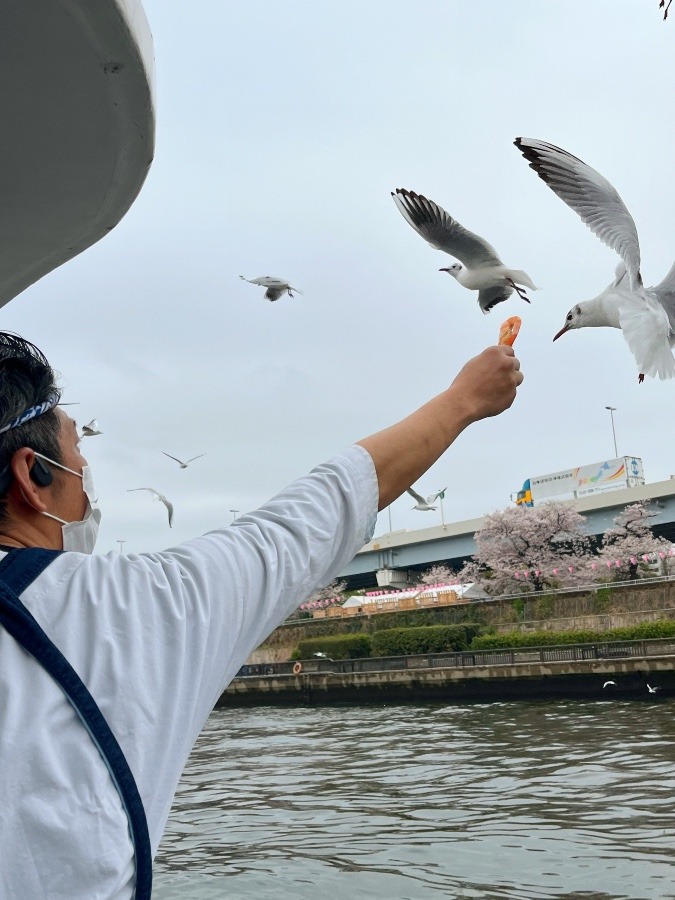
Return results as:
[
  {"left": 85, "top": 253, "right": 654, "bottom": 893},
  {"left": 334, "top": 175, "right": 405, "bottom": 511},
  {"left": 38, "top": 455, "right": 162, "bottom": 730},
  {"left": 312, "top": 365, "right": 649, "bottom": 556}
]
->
[{"left": 8, "top": 448, "right": 50, "bottom": 513}]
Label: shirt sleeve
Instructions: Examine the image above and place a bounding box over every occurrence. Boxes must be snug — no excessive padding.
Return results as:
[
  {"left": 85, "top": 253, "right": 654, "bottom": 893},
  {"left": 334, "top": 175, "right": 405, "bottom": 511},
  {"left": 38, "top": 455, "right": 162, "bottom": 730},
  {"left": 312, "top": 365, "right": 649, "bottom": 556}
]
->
[{"left": 29, "top": 444, "right": 378, "bottom": 850}]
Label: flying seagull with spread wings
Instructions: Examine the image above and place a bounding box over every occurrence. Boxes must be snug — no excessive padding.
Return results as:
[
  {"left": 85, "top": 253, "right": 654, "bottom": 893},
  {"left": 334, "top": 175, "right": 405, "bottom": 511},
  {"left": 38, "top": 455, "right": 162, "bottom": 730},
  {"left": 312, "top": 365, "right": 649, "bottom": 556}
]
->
[
  {"left": 515, "top": 137, "right": 675, "bottom": 382},
  {"left": 127, "top": 487, "right": 174, "bottom": 527},
  {"left": 239, "top": 275, "right": 303, "bottom": 302},
  {"left": 81, "top": 419, "right": 102, "bottom": 437},
  {"left": 161, "top": 451, "right": 206, "bottom": 469},
  {"left": 406, "top": 487, "right": 446, "bottom": 511},
  {"left": 392, "top": 188, "right": 537, "bottom": 313}
]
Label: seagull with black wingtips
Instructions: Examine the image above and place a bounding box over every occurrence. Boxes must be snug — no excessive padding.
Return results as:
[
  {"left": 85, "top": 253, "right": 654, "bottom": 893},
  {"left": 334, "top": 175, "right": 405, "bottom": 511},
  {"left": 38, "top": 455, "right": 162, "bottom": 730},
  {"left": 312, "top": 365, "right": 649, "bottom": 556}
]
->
[
  {"left": 392, "top": 188, "right": 538, "bottom": 313},
  {"left": 514, "top": 137, "right": 675, "bottom": 382}
]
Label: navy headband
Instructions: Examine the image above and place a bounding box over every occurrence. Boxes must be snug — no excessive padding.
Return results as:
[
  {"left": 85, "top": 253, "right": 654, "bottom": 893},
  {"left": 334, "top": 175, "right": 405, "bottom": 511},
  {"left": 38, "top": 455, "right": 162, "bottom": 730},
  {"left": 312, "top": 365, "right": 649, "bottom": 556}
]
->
[{"left": 0, "top": 390, "right": 61, "bottom": 436}]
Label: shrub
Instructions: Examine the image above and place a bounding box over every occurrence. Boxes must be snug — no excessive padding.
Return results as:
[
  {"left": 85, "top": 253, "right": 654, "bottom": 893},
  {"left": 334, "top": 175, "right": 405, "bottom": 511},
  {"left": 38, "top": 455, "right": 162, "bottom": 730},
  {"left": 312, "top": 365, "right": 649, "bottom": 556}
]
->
[
  {"left": 295, "top": 633, "right": 371, "bottom": 659},
  {"left": 371, "top": 624, "right": 479, "bottom": 657},
  {"left": 470, "top": 620, "right": 675, "bottom": 650}
]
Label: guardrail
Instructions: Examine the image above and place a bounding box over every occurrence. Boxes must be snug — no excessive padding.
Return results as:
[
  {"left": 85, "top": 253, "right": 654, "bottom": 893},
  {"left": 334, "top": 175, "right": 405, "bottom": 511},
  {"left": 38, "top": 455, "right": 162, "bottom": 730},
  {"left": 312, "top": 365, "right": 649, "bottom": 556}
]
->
[{"left": 235, "top": 636, "right": 675, "bottom": 679}]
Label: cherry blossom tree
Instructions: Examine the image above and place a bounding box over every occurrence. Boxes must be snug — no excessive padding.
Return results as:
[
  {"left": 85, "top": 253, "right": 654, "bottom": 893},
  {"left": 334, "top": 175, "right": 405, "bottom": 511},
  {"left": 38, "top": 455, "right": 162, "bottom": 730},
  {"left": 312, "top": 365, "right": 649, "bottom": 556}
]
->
[
  {"left": 456, "top": 501, "right": 594, "bottom": 595},
  {"left": 305, "top": 578, "right": 347, "bottom": 605},
  {"left": 417, "top": 564, "right": 454, "bottom": 586},
  {"left": 596, "top": 502, "right": 672, "bottom": 580}
]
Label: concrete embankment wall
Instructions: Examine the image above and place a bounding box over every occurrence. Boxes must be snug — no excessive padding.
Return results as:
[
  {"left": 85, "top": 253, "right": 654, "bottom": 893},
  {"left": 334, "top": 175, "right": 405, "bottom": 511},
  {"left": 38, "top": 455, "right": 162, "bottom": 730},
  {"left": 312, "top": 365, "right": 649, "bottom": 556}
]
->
[
  {"left": 219, "top": 654, "right": 675, "bottom": 707},
  {"left": 247, "top": 581, "right": 675, "bottom": 664}
]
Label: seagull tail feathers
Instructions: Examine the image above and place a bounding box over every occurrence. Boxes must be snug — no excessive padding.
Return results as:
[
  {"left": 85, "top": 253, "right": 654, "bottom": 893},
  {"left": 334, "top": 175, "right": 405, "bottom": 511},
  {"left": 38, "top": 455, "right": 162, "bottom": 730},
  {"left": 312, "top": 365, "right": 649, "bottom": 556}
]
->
[{"left": 508, "top": 269, "right": 538, "bottom": 290}]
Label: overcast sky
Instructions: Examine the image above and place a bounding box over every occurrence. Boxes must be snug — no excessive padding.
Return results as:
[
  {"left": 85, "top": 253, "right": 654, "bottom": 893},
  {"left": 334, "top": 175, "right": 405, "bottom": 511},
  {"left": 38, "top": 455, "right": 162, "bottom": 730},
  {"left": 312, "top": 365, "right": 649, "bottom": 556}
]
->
[{"left": 3, "top": 1, "right": 674, "bottom": 554}]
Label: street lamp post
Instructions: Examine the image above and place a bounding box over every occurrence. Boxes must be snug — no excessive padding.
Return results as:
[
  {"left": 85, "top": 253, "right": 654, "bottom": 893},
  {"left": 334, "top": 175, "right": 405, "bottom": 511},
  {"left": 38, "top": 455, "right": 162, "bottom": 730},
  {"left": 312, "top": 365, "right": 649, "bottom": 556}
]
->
[
  {"left": 605, "top": 406, "right": 618, "bottom": 457},
  {"left": 229, "top": 509, "right": 240, "bottom": 523},
  {"left": 387, "top": 505, "right": 393, "bottom": 533},
  {"left": 116, "top": 540, "right": 125, "bottom": 554}
]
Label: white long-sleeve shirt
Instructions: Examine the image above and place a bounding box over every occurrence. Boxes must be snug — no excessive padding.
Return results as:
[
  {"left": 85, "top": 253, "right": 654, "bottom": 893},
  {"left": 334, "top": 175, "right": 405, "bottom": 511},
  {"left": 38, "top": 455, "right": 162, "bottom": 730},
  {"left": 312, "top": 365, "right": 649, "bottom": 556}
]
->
[{"left": 0, "top": 445, "right": 378, "bottom": 899}]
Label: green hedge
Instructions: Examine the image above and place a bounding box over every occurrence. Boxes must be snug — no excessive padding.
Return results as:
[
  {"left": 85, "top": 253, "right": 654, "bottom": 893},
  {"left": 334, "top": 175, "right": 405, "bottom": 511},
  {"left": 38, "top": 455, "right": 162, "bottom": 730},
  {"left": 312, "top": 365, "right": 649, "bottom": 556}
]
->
[
  {"left": 470, "top": 620, "right": 675, "bottom": 650},
  {"left": 371, "top": 624, "right": 480, "bottom": 657},
  {"left": 293, "top": 633, "right": 372, "bottom": 660}
]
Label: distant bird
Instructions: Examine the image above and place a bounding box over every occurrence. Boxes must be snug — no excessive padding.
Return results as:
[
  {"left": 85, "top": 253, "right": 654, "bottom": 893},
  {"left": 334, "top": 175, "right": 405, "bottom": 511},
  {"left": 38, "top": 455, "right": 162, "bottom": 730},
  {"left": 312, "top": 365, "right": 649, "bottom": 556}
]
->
[
  {"left": 647, "top": 684, "right": 661, "bottom": 694},
  {"left": 602, "top": 681, "right": 616, "bottom": 688},
  {"left": 127, "top": 487, "right": 174, "bottom": 527},
  {"left": 239, "top": 275, "right": 303, "bottom": 302},
  {"left": 391, "top": 188, "right": 537, "bottom": 313},
  {"left": 161, "top": 451, "right": 206, "bottom": 469},
  {"left": 514, "top": 137, "right": 675, "bottom": 382},
  {"left": 81, "top": 419, "right": 102, "bottom": 437},
  {"left": 407, "top": 487, "right": 447, "bottom": 511}
]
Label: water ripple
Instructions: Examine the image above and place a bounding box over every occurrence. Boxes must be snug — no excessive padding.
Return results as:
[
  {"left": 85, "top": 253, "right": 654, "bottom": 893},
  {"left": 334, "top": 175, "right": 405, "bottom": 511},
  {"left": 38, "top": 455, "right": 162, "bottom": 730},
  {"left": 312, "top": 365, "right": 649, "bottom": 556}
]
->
[{"left": 155, "top": 700, "right": 675, "bottom": 898}]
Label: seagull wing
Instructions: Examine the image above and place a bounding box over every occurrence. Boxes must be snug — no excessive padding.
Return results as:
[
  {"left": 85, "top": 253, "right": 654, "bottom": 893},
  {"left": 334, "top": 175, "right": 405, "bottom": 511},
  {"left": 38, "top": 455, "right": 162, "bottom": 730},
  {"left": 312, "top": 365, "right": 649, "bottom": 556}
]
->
[
  {"left": 514, "top": 138, "right": 642, "bottom": 291},
  {"left": 406, "top": 487, "right": 427, "bottom": 505},
  {"left": 127, "top": 487, "right": 161, "bottom": 498},
  {"left": 242, "top": 275, "right": 289, "bottom": 288},
  {"left": 618, "top": 288, "right": 675, "bottom": 380},
  {"left": 650, "top": 260, "right": 675, "bottom": 335},
  {"left": 477, "top": 284, "right": 514, "bottom": 314},
  {"left": 162, "top": 497, "right": 174, "bottom": 527},
  {"left": 392, "top": 189, "right": 503, "bottom": 269},
  {"left": 426, "top": 488, "right": 447, "bottom": 504},
  {"left": 264, "top": 287, "right": 285, "bottom": 301},
  {"left": 162, "top": 451, "right": 185, "bottom": 465},
  {"left": 185, "top": 454, "right": 206, "bottom": 465}
]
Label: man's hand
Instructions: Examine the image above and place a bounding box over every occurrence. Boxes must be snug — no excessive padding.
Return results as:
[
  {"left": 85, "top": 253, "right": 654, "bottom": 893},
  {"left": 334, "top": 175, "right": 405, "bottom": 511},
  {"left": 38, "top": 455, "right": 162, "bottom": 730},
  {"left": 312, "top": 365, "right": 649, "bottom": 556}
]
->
[
  {"left": 447, "top": 345, "right": 523, "bottom": 423},
  {"left": 357, "top": 343, "right": 524, "bottom": 510}
]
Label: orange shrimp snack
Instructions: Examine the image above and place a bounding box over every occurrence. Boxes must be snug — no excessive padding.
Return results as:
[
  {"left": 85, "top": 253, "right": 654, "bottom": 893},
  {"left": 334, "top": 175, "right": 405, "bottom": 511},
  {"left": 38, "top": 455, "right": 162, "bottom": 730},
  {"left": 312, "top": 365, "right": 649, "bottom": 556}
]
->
[{"left": 498, "top": 315, "right": 521, "bottom": 347}]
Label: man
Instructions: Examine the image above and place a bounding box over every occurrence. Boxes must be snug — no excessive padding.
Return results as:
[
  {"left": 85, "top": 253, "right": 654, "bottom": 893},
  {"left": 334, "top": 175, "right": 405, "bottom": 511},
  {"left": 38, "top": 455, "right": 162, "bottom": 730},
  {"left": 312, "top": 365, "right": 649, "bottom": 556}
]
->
[{"left": 0, "top": 331, "right": 522, "bottom": 898}]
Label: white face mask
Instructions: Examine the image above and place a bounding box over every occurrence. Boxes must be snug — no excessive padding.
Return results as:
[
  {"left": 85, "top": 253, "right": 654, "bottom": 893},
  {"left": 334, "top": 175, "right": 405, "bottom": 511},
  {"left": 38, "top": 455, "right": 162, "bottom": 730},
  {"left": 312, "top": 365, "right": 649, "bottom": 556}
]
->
[{"left": 33, "top": 452, "right": 101, "bottom": 554}]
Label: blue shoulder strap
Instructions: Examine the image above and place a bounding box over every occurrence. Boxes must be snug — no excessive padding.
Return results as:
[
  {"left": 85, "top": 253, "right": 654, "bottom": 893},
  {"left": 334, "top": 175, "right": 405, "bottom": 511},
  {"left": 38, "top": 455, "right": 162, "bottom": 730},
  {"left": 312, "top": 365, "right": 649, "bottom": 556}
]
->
[{"left": 0, "top": 549, "right": 152, "bottom": 899}]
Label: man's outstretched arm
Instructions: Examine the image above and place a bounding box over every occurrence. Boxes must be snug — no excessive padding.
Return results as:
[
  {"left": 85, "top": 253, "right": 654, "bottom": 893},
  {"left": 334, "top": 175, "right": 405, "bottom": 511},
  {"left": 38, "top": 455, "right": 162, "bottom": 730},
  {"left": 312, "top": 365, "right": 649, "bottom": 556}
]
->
[{"left": 357, "top": 344, "right": 523, "bottom": 510}]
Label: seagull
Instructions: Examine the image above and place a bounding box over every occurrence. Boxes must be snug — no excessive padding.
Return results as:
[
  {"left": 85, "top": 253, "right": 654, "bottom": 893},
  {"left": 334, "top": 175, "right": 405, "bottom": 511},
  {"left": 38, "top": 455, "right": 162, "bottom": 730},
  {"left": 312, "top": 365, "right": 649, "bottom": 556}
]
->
[
  {"left": 239, "top": 275, "right": 303, "bottom": 302},
  {"left": 127, "top": 487, "right": 174, "bottom": 527},
  {"left": 514, "top": 137, "right": 675, "bottom": 382},
  {"left": 647, "top": 684, "right": 661, "bottom": 693},
  {"left": 602, "top": 681, "right": 616, "bottom": 688},
  {"left": 81, "top": 419, "right": 102, "bottom": 437},
  {"left": 391, "top": 188, "right": 537, "bottom": 313},
  {"left": 407, "top": 487, "right": 447, "bottom": 511},
  {"left": 161, "top": 451, "right": 206, "bottom": 469}
]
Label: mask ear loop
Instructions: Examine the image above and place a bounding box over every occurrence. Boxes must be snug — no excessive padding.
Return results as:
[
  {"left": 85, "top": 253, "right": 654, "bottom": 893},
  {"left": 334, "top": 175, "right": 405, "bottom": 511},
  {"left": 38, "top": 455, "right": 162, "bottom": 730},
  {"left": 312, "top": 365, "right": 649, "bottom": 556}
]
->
[{"left": 18, "top": 486, "right": 68, "bottom": 526}]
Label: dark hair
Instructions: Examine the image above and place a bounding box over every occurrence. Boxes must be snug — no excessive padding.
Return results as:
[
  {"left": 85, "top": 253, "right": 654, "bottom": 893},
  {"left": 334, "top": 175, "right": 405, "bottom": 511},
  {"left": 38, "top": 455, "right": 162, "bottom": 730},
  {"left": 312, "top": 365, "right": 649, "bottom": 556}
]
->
[{"left": 0, "top": 333, "right": 62, "bottom": 523}]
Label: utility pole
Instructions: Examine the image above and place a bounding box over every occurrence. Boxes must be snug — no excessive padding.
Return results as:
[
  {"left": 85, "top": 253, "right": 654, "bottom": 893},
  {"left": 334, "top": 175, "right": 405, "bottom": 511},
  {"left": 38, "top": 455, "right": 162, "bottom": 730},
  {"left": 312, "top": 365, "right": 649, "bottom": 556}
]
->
[{"left": 605, "top": 406, "right": 618, "bottom": 457}]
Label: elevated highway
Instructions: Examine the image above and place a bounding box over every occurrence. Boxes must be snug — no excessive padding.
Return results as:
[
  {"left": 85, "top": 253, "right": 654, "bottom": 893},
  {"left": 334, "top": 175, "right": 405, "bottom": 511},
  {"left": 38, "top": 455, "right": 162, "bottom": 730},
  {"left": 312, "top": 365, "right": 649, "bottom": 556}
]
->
[{"left": 340, "top": 479, "right": 675, "bottom": 590}]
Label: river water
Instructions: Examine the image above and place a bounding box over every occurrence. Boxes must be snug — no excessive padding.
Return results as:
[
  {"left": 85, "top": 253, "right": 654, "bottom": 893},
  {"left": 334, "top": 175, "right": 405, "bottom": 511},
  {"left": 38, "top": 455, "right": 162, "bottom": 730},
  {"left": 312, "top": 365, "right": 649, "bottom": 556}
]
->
[{"left": 154, "top": 700, "right": 675, "bottom": 899}]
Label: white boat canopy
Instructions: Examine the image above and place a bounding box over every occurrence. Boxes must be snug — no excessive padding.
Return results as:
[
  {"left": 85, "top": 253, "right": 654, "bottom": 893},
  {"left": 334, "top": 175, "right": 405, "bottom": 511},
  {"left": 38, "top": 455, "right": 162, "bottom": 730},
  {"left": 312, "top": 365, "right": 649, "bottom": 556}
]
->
[{"left": 0, "top": 0, "right": 155, "bottom": 307}]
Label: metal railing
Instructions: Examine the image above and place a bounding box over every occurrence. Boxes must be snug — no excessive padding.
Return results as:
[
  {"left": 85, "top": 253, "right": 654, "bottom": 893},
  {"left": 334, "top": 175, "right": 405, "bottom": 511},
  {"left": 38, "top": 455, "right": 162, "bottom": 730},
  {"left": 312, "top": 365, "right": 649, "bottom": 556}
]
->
[{"left": 235, "top": 636, "right": 675, "bottom": 679}]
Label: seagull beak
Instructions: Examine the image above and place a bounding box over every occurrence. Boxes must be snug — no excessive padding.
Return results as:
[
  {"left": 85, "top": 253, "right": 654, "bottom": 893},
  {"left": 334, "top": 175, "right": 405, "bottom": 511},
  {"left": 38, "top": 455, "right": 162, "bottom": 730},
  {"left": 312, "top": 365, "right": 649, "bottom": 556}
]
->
[
  {"left": 552, "top": 323, "right": 570, "bottom": 342},
  {"left": 438, "top": 267, "right": 451, "bottom": 273}
]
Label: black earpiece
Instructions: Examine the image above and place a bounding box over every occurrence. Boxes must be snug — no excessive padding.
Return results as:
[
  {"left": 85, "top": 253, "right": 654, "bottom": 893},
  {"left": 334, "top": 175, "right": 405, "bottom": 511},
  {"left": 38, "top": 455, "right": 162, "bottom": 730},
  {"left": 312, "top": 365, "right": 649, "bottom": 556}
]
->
[{"left": 30, "top": 458, "right": 53, "bottom": 487}]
